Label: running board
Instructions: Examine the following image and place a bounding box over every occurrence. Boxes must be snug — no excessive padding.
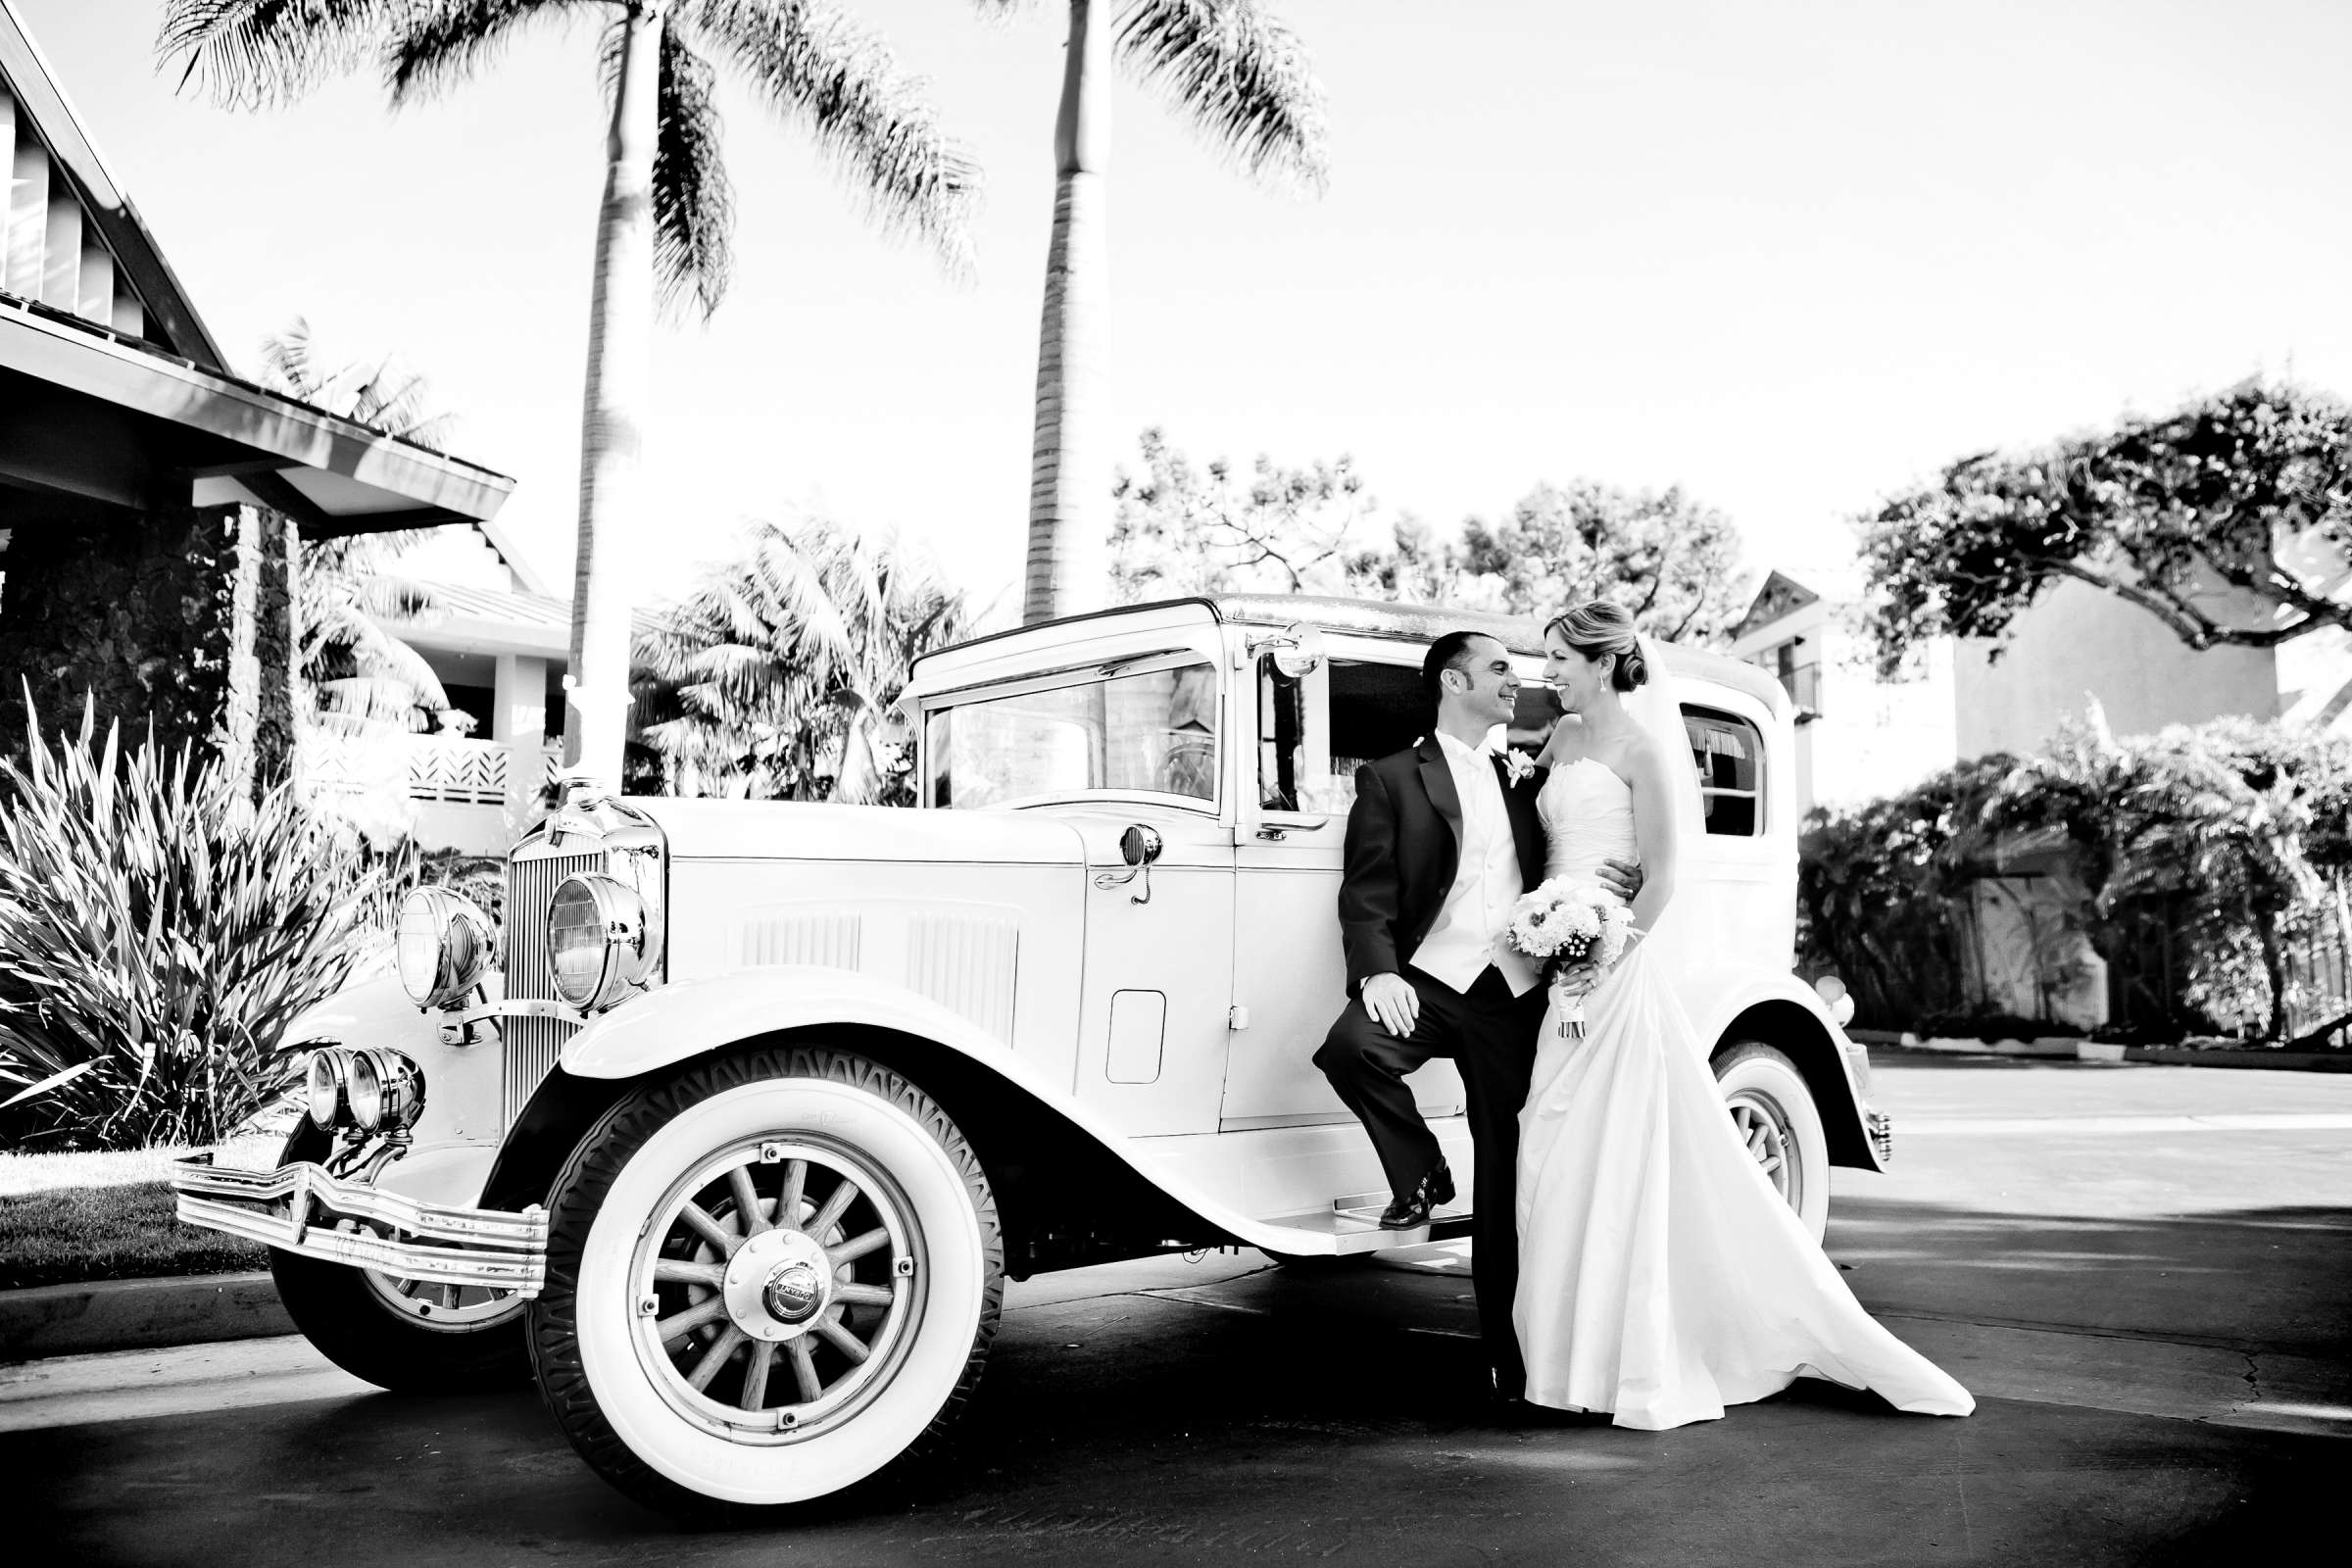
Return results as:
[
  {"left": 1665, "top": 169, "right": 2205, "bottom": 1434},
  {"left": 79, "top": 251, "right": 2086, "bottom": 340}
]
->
[{"left": 1252, "top": 1190, "right": 1474, "bottom": 1255}]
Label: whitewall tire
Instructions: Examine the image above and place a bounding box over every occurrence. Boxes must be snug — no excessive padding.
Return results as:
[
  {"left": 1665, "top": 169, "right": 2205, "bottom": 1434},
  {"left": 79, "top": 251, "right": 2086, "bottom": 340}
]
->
[
  {"left": 1711, "top": 1041, "right": 1831, "bottom": 1244},
  {"left": 529, "top": 1048, "right": 1002, "bottom": 1518}
]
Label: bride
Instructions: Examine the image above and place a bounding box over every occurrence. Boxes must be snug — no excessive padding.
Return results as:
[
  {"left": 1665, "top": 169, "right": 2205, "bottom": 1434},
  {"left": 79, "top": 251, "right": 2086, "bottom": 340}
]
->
[{"left": 1511, "top": 600, "right": 1974, "bottom": 1429}]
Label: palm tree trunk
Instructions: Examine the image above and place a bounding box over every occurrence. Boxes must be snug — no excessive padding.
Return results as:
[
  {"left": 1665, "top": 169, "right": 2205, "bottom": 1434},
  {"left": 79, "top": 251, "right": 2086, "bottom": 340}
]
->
[
  {"left": 1021, "top": 0, "right": 1112, "bottom": 624},
  {"left": 564, "top": 1, "right": 666, "bottom": 785}
]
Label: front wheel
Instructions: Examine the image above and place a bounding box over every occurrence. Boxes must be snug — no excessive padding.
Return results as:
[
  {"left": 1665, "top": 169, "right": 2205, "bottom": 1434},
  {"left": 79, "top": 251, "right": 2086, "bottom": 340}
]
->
[
  {"left": 267, "top": 1126, "right": 529, "bottom": 1393},
  {"left": 528, "top": 1047, "right": 1003, "bottom": 1519},
  {"left": 1711, "top": 1041, "right": 1831, "bottom": 1243}
]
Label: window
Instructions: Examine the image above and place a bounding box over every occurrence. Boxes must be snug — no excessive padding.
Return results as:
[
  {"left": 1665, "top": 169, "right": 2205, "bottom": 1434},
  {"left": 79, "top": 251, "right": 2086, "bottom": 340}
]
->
[
  {"left": 1299, "top": 660, "right": 1429, "bottom": 812},
  {"left": 926, "top": 662, "right": 1219, "bottom": 808},
  {"left": 1683, "top": 706, "right": 1763, "bottom": 836}
]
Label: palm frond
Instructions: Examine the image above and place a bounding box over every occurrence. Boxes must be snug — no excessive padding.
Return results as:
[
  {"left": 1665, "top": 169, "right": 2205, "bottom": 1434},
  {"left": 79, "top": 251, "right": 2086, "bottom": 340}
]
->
[
  {"left": 686, "top": 0, "right": 980, "bottom": 276},
  {"left": 156, "top": 0, "right": 401, "bottom": 108},
  {"left": 386, "top": 0, "right": 586, "bottom": 104},
  {"left": 652, "top": 24, "right": 737, "bottom": 319},
  {"left": 1116, "top": 0, "right": 1330, "bottom": 194}
]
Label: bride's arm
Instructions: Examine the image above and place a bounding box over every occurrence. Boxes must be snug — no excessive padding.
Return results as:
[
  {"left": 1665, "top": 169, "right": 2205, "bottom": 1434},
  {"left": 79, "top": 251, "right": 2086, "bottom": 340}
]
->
[{"left": 1623, "top": 735, "right": 1681, "bottom": 938}]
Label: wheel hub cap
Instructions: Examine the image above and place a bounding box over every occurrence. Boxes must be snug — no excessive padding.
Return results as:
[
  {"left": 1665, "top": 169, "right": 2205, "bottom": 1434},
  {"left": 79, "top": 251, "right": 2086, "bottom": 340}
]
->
[
  {"left": 763, "top": 1261, "right": 823, "bottom": 1325},
  {"left": 721, "top": 1227, "right": 834, "bottom": 1341}
]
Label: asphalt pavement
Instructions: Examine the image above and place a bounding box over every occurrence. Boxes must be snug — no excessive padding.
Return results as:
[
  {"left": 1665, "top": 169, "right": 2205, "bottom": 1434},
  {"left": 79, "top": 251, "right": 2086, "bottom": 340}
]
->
[{"left": 5, "top": 1053, "right": 2346, "bottom": 1566}]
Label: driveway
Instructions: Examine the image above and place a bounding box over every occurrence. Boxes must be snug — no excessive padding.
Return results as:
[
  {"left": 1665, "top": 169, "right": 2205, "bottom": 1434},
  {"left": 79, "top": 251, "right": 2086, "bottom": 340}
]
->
[{"left": 6, "top": 1053, "right": 2346, "bottom": 1565}]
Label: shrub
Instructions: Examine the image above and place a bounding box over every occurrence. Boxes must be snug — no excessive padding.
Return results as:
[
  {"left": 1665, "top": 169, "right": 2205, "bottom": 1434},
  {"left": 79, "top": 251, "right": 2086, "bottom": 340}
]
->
[
  {"left": 0, "top": 704, "right": 392, "bottom": 1151},
  {"left": 1801, "top": 712, "right": 2352, "bottom": 1044}
]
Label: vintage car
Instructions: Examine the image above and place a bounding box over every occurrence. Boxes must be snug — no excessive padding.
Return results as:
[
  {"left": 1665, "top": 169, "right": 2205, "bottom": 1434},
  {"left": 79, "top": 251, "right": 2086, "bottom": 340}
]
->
[{"left": 173, "top": 594, "right": 1886, "bottom": 1517}]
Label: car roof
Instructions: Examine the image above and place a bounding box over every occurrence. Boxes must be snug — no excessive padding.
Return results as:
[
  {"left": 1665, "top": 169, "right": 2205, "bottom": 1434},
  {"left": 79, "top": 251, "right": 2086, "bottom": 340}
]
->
[{"left": 922, "top": 594, "right": 1790, "bottom": 717}]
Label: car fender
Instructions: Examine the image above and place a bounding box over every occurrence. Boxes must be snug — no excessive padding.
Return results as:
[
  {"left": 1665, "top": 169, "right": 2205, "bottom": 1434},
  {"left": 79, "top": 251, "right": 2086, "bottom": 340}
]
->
[
  {"left": 557, "top": 965, "right": 1342, "bottom": 1255},
  {"left": 282, "top": 975, "right": 507, "bottom": 1147},
  {"left": 1682, "top": 964, "right": 1880, "bottom": 1169}
]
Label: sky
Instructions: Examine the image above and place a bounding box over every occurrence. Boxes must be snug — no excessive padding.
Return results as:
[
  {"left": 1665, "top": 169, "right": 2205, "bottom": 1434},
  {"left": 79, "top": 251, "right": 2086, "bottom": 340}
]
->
[{"left": 20, "top": 0, "right": 2352, "bottom": 621}]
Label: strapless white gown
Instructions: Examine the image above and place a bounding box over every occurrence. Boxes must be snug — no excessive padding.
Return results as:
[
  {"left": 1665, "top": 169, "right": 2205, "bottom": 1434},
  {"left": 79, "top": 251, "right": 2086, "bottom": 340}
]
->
[{"left": 1513, "top": 758, "right": 1974, "bottom": 1428}]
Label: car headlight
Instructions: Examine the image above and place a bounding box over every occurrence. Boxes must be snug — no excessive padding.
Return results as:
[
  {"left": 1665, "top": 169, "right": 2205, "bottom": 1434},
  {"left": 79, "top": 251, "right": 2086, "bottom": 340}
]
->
[
  {"left": 306, "top": 1048, "right": 350, "bottom": 1130},
  {"left": 395, "top": 887, "right": 495, "bottom": 1009},
  {"left": 547, "top": 873, "right": 651, "bottom": 1011},
  {"left": 343, "top": 1048, "right": 425, "bottom": 1134}
]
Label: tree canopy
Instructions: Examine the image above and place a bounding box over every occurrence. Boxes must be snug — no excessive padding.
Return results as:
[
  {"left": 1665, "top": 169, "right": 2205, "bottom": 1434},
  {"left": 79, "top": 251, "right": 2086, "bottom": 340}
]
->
[
  {"left": 633, "top": 514, "right": 967, "bottom": 804},
  {"left": 1857, "top": 378, "right": 2352, "bottom": 675},
  {"left": 1107, "top": 430, "right": 1748, "bottom": 641},
  {"left": 1448, "top": 479, "right": 1748, "bottom": 641},
  {"left": 1107, "top": 426, "right": 1389, "bottom": 600}
]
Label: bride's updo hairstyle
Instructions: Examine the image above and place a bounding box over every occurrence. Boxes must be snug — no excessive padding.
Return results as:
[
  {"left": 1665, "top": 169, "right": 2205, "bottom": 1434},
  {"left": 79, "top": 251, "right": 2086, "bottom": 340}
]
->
[{"left": 1546, "top": 601, "right": 1649, "bottom": 692}]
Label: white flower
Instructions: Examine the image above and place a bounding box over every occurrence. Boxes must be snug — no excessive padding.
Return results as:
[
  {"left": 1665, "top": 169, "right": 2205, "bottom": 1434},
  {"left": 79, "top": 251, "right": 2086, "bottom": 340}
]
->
[{"left": 1498, "top": 749, "right": 1536, "bottom": 787}]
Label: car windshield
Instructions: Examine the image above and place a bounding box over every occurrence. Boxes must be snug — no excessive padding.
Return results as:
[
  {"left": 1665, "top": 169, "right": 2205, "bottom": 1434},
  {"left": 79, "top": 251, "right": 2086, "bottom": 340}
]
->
[{"left": 925, "top": 662, "right": 1219, "bottom": 808}]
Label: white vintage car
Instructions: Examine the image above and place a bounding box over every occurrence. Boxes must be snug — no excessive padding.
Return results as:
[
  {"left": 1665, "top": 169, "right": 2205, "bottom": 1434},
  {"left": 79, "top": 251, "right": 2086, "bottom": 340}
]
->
[{"left": 174, "top": 594, "right": 1886, "bottom": 1517}]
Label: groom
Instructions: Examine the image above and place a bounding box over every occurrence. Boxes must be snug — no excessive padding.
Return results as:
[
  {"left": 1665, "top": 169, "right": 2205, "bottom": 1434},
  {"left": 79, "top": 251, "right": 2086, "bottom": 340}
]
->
[{"left": 1313, "top": 629, "right": 1637, "bottom": 1401}]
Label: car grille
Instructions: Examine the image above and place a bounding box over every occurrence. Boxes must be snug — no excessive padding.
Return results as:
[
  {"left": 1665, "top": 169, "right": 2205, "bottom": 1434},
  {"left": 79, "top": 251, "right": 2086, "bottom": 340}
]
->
[{"left": 503, "top": 849, "right": 603, "bottom": 1126}]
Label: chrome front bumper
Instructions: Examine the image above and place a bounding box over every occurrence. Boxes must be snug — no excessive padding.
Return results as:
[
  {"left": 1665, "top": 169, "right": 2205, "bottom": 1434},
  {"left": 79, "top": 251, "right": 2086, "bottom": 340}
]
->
[{"left": 172, "top": 1154, "right": 547, "bottom": 1297}]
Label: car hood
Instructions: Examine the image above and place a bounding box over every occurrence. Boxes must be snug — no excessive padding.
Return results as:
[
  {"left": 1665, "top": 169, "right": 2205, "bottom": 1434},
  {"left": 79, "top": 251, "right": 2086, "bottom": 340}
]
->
[{"left": 634, "top": 799, "right": 1089, "bottom": 865}]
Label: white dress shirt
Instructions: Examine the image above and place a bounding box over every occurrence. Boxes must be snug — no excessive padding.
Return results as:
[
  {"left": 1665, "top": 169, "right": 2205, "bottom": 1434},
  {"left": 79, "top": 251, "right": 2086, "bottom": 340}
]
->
[{"left": 1411, "top": 731, "right": 1540, "bottom": 997}]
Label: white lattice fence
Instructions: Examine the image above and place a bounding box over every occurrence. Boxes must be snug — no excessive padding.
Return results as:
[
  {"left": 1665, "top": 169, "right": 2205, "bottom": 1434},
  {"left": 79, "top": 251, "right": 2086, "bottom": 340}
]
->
[{"left": 408, "top": 739, "right": 510, "bottom": 804}]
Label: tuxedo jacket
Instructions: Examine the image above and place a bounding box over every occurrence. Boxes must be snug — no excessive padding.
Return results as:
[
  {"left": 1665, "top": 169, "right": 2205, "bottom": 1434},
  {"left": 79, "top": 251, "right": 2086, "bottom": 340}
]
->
[{"left": 1337, "top": 736, "right": 1549, "bottom": 996}]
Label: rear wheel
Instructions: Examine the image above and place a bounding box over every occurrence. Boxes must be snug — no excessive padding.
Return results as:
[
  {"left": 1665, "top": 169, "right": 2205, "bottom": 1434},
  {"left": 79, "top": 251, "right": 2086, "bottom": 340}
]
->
[
  {"left": 1710, "top": 1041, "right": 1831, "bottom": 1243},
  {"left": 528, "top": 1047, "right": 1003, "bottom": 1520},
  {"left": 268, "top": 1126, "right": 529, "bottom": 1393}
]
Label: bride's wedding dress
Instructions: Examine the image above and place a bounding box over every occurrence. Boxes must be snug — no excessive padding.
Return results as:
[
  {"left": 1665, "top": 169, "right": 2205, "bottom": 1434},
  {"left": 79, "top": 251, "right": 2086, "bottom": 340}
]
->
[{"left": 1513, "top": 757, "right": 1974, "bottom": 1429}]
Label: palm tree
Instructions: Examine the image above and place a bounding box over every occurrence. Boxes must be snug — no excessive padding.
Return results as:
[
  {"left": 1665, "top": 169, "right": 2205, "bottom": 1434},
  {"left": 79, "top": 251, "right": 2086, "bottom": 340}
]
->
[
  {"left": 257, "top": 318, "right": 454, "bottom": 736},
  {"left": 159, "top": 1, "right": 981, "bottom": 788},
  {"left": 634, "top": 514, "right": 967, "bottom": 804},
  {"left": 1011, "top": 0, "right": 1330, "bottom": 624}
]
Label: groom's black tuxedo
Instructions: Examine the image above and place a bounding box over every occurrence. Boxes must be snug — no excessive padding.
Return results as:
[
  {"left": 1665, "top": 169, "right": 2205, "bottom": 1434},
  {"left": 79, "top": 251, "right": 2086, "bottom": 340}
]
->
[
  {"left": 1317, "top": 735, "right": 1550, "bottom": 1398},
  {"left": 1337, "top": 738, "right": 1549, "bottom": 996}
]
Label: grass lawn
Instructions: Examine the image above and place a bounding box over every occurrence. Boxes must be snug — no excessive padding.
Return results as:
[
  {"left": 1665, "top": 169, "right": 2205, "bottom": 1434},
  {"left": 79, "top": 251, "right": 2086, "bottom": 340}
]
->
[{"left": 0, "top": 1136, "right": 282, "bottom": 1292}]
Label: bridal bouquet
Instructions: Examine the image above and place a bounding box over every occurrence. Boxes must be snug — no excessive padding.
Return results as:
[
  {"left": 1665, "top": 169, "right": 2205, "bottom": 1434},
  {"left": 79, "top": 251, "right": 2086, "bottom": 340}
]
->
[{"left": 1499, "top": 879, "right": 1637, "bottom": 1039}]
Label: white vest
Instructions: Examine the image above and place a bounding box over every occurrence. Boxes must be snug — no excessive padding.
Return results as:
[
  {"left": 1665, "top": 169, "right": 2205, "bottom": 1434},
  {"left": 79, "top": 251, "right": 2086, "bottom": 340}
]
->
[{"left": 1411, "top": 732, "right": 1540, "bottom": 997}]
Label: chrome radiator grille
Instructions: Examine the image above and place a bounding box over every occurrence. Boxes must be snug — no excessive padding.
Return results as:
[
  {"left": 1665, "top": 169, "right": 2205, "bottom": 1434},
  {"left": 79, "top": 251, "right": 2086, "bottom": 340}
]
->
[{"left": 503, "top": 849, "right": 603, "bottom": 1125}]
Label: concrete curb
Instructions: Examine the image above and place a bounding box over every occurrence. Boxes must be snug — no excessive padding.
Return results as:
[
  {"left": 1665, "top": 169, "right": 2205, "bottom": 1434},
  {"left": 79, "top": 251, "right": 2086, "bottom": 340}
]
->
[
  {"left": 1859, "top": 1032, "right": 2352, "bottom": 1071},
  {"left": 0, "top": 1272, "right": 288, "bottom": 1361}
]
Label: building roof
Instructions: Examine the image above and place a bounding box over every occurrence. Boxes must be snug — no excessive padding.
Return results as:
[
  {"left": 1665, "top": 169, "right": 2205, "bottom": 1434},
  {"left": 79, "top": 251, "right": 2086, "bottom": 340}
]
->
[
  {"left": 1732, "top": 570, "right": 1825, "bottom": 640},
  {"left": 385, "top": 579, "right": 663, "bottom": 662},
  {"left": 0, "top": 1, "right": 514, "bottom": 534}
]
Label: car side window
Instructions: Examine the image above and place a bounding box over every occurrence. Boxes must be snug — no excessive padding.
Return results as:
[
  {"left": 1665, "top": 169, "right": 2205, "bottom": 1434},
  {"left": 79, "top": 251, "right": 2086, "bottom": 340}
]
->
[
  {"left": 1310, "top": 660, "right": 1428, "bottom": 812},
  {"left": 927, "top": 662, "right": 1219, "bottom": 808},
  {"left": 1682, "top": 706, "right": 1763, "bottom": 835}
]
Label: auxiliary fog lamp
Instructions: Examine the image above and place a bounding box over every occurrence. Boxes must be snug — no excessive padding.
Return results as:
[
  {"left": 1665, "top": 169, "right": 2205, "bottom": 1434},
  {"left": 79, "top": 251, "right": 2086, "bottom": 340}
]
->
[
  {"left": 546, "top": 872, "right": 656, "bottom": 1012},
  {"left": 305, "top": 1047, "right": 426, "bottom": 1133},
  {"left": 395, "top": 887, "right": 496, "bottom": 1009}
]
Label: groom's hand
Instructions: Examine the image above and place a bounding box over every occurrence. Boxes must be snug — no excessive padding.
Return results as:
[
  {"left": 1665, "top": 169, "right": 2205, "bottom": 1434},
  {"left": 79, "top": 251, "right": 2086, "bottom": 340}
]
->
[
  {"left": 1595, "top": 857, "right": 1643, "bottom": 903},
  {"left": 1361, "top": 972, "right": 1420, "bottom": 1037}
]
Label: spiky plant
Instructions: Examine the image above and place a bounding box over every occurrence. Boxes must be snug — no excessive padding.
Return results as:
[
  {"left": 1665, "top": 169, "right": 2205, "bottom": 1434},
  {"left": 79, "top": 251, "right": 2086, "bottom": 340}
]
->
[
  {"left": 1012, "top": 0, "right": 1330, "bottom": 622},
  {"left": 0, "top": 703, "right": 391, "bottom": 1151},
  {"left": 160, "top": 1, "right": 982, "bottom": 788},
  {"left": 634, "top": 514, "right": 967, "bottom": 803}
]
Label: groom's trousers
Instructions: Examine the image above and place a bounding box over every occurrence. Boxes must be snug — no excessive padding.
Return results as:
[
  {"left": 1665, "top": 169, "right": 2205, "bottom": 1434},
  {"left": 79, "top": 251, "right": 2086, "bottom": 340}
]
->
[{"left": 1314, "top": 962, "right": 1545, "bottom": 1396}]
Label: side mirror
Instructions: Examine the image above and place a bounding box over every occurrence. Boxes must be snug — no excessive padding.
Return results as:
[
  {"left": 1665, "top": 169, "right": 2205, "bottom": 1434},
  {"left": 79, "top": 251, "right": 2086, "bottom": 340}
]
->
[
  {"left": 1096, "top": 824, "right": 1165, "bottom": 904},
  {"left": 1246, "top": 623, "right": 1327, "bottom": 680}
]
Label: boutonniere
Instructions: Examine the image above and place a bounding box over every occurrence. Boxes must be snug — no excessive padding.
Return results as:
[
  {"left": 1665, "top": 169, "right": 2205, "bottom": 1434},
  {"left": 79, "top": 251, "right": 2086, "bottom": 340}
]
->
[{"left": 1497, "top": 750, "right": 1536, "bottom": 787}]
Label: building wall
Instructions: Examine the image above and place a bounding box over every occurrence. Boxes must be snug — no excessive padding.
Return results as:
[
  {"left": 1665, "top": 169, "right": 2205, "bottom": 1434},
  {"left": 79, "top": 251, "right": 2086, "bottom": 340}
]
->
[
  {"left": 1953, "top": 578, "right": 2279, "bottom": 758},
  {"left": 1728, "top": 595, "right": 1958, "bottom": 818}
]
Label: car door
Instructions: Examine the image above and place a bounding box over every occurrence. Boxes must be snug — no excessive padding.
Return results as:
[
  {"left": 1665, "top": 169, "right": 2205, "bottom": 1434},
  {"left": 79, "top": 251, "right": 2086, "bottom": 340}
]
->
[{"left": 1220, "top": 648, "right": 1465, "bottom": 1130}]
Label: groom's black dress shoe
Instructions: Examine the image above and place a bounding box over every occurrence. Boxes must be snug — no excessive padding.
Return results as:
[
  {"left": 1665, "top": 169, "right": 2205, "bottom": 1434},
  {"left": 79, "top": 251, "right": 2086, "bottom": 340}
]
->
[{"left": 1379, "top": 1158, "right": 1456, "bottom": 1229}]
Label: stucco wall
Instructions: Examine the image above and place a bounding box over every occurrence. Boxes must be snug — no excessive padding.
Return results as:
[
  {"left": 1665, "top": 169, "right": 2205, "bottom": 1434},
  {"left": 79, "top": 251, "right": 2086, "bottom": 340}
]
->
[{"left": 1954, "top": 578, "right": 2278, "bottom": 756}]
